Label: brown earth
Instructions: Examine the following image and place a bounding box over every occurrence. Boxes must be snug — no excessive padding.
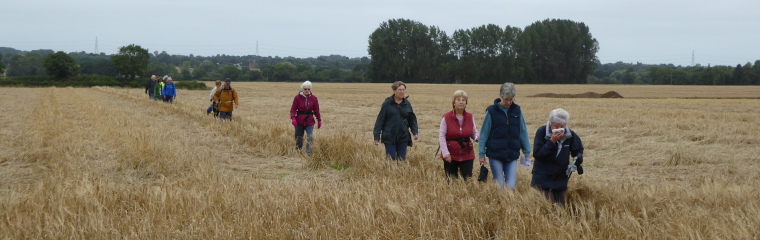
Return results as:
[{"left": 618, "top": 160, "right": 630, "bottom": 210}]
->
[{"left": 530, "top": 91, "right": 624, "bottom": 98}]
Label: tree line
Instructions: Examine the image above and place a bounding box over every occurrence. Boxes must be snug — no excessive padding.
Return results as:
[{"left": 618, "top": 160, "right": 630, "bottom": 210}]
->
[
  {"left": 3, "top": 17, "right": 759, "bottom": 86},
  {"left": 0, "top": 46, "right": 371, "bottom": 85},
  {"left": 366, "top": 18, "right": 760, "bottom": 85},
  {"left": 590, "top": 61, "right": 760, "bottom": 85},
  {"left": 367, "top": 18, "right": 599, "bottom": 84}
]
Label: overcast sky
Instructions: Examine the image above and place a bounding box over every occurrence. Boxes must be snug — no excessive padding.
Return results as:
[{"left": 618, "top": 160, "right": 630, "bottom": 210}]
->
[{"left": 2, "top": 0, "right": 758, "bottom": 66}]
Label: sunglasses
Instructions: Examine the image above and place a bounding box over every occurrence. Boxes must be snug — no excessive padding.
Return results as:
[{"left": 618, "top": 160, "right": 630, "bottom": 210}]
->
[{"left": 303, "top": 88, "right": 311, "bottom": 90}]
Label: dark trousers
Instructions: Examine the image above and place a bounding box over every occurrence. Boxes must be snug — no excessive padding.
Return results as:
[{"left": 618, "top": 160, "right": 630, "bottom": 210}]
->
[
  {"left": 206, "top": 103, "right": 219, "bottom": 118},
  {"left": 383, "top": 141, "right": 408, "bottom": 161},
  {"left": 219, "top": 111, "right": 232, "bottom": 120},
  {"left": 295, "top": 125, "right": 314, "bottom": 156},
  {"left": 538, "top": 188, "right": 567, "bottom": 207},
  {"left": 443, "top": 159, "right": 474, "bottom": 180}
]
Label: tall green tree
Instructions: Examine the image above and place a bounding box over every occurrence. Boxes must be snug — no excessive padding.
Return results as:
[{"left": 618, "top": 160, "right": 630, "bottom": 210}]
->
[
  {"left": 520, "top": 19, "right": 599, "bottom": 83},
  {"left": 111, "top": 44, "right": 150, "bottom": 80},
  {"left": 711, "top": 66, "right": 733, "bottom": 85},
  {"left": 180, "top": 68, "right": 192, "bottom": 80},
  {"left": 44, "top": 51, "right": 80, "bottom": 79},
  {"left": 78, "top": 57, "right": 114, "bottom": 76},
  {"left": 179, "top": 61, "right": 193, "bottom": 80},
  {"left": 272, "top": 62, "right": 296, "bottom": 81},
  {"left": 221, "top": 65, "right": 241, "bottom": 81},
  {"left": 427, "top": 26, "right": 454, "bottom": 83},
  {"left": 246, "top": 69, "right": 263, "bottom": 81},
  {"left": 193, "top": 68, "right": 208, "bottom": 80},
  {"left": 748, "top": 61, "right": 760, "bottom": 85},
  {"left": 368, "top": 18, "right": 448, "bottom": 83},
  {"left": 451, "top": 24, "right": 521, "bottom": 84},
  {"left": 7, "top": 53, "right": 45, "bottom": 76},
  {"left": 731, "top": 64, "right": 743, "bottom": 85},
  {"left": 0, "top": 54, "right": 5, "bottom": 75}
]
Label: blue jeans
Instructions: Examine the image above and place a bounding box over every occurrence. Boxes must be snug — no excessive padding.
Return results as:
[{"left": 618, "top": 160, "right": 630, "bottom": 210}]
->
[
  {"left": 295, "top": 125, "right": 314, "bottom": 156},
  {"left": 384, "top": 141, "right": 409, "bottom": 161},
  {"left": 490, "top": 158, "right": 518, "bottom": 190},
  {"left": 148, "top": 92, "right": 155, "bottom": 100}
]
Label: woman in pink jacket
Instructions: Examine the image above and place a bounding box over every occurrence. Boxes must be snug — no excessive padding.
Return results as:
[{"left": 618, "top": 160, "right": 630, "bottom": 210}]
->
[{"left": 289, "top": 81, "right": 322, "bottom": 156}]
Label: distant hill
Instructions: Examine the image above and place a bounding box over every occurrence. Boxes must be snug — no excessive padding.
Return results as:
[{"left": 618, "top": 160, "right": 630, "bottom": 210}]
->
[
  {"left": 0, "top": 47, "right": 25, "bottom": 56},
  {"left": 0, "top": 47, "right": 56, "bottom": 57}
]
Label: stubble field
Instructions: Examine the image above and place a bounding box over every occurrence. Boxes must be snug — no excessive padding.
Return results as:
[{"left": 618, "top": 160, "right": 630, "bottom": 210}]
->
[{"left": 0, "top": 83, "right": 758, "bottom": 239}]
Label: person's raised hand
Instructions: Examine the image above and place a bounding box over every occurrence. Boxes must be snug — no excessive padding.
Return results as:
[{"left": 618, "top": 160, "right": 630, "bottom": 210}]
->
[{"left": 550, "top": 131, "right": 564, "bottom": 143}]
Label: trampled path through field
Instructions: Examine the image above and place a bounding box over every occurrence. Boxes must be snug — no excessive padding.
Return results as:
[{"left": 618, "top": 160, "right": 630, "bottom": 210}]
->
[
  {"left": 98, "top": 87, "right": 317, "bottom": 179},
  {"left": 0, "top": 87, "right": 322, "bottom": 196}
]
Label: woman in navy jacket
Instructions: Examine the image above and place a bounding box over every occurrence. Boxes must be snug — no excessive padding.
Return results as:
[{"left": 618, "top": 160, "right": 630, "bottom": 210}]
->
[
  {"left": 478, "top": 83, "right": 532, "bottom": 190},
  {"left": 531, "top": 108, "right": 584, "bottom": 206}
]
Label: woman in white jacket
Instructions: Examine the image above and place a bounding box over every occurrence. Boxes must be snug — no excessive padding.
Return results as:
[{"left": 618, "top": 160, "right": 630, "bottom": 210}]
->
[{"left": 206, "top": 80, "right": 222, "bottom": 117}]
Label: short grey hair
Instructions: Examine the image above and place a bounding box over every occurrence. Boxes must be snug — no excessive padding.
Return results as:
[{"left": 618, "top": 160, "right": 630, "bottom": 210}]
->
[
  {"left": 500, "top": 82, "right": 516, "bottom": 98},
  {"left": 451, "top": 90, "right": 468, "bottom": 108},
  {"left": 301, "top": 80, "right": 312, "bottom": 90},
  {"left": 548, "top": 108, "right": 570, "bottom": 125}
]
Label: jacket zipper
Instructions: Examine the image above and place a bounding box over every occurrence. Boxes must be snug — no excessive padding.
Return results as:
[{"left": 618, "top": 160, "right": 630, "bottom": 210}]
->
[{"left": 457, "top": 116, "right": 463, "bottom": 161}]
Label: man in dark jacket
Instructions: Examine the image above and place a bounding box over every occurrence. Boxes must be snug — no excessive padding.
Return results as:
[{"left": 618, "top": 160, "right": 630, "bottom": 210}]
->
[
  {"left": 145, "top": 75, "right": 157, "bottom": 100},
  {"left": 373, "top": 81, "right": 419, "bottom": 161},
  {"left": 531, "top": 108, "right": 584, "bottom": 207}
]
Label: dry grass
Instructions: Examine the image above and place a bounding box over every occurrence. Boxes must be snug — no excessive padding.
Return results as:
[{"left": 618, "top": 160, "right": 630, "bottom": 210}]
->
[{"left": 0, "top": 83, "right": 759, "bottom": 239}]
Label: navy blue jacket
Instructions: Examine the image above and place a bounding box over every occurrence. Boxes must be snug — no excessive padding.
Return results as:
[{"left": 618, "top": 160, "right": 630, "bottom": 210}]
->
[
  {"left": 531, "top": 125, "right": 584, "bottom": 190},
  {"left": 485, "top": 99, "right": 523, "bottom": 161}
]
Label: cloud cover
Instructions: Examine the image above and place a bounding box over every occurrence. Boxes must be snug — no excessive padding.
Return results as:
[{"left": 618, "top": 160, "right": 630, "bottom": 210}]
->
[{"left": 2, "top": 0, "right": 758, "bottom": 66}]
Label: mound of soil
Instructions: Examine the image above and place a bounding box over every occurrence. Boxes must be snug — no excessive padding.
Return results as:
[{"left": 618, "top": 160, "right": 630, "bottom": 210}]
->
[
  {"left": 529, "top": 91, "right": 623, "bottom": 98},
  {"left": 600, "top": 91, "right": 624, "bottom": 98}
]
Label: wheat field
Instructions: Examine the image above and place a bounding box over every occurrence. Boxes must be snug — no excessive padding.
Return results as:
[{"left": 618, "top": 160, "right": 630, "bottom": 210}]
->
[{"left": 0, "top": 83, "right": 758, "bottom": 239}]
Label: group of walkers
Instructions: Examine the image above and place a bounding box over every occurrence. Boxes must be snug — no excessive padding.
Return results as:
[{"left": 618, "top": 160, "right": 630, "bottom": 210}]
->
[
  {"left": 205, "top": 79, "right": 239, "bottom": 120},
  {"left": 373, "top": 81, "right": 585, "bottom": 206},
  {"left": 145, "top": 76, "right": 239, "bottom": 121},
  {"left": 144, "top": 75, "right": 177, "bottom": 103},
  {"left": 145, "top": 77, "right": 583, "bottom": 206}
]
